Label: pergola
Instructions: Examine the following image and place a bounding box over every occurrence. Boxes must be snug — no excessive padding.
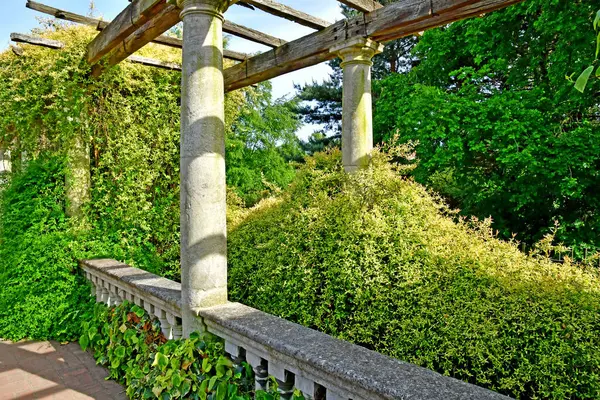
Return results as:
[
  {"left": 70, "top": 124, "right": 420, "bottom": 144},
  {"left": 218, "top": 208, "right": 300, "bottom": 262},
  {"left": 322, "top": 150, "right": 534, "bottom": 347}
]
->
[{"left": 17, "top": 0, "right": 522, "bottom": 338}]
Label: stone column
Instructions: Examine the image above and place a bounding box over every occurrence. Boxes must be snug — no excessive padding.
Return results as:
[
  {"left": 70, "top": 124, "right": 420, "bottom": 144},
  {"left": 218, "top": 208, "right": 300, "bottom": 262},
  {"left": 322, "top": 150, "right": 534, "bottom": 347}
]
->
[
  {"left": 330, "top": 38, "right": 384, "bottom": 173},
  {"left": 178, "top": 0, "right": 230, "bottom": 337}
]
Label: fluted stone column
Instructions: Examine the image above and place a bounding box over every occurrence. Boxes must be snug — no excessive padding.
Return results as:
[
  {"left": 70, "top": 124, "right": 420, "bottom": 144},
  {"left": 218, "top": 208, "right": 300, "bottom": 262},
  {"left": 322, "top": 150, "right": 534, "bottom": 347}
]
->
[
  {"left": 178, "top": 0, "right": 231, "bottom": 337},
  {"left": 331, "top": 38, "right": 384, "bottom": 173}
]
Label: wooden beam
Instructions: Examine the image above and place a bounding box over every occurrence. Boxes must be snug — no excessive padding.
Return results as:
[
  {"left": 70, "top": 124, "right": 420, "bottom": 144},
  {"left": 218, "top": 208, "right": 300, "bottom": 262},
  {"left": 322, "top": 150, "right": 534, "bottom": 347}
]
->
[
  {"left": 10, "top": 32, "right": 64, "bottom": 49},
  {"left": 152, "top": 35, "right": 248, "bottom": 61},
  {"left": 337, "top": 0, "right": 383, "bottom": 13},
  {"left": 240, "top": 0, "right": 330, "bottom": 30},
  {"left": 25, "top": 1, "right": 249, "bottom": 62},
  {"left": 10, "top": 45, "right": 24, "bottom": 57},
  {"left": 9, "top": 32, "right": 180, "bottom": 71},
  {"left": 26, "top": 0, "right": 102, "bottom": 28},
  {"left": 128, "top": 55, "right": 181, "bottom": 71},
  {"left": 92, "top": 4, "right": 181, "bottom": 77},
  {"left": 87, "top": 0, "right": 168, "bottom": 64},
  {"left": 224, "top": 0, "right": 524, "bottom": 91},
  {"left": 223, "top": 20, "right": 286, "bottom": 48}
]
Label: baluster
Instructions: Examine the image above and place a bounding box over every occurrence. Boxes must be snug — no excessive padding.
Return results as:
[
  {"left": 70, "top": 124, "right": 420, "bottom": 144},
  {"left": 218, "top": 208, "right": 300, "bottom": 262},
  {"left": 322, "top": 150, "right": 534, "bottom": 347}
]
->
[
  {"left": 246, "top": 351, "right": 268, "bottom": 392},
  {"left": 94, "top": 277, "right": 102, "bottom": 302},
  {"left": 111, "top": 285, "right": 123, "bottom": 306},
  {"left": 134, "top": 295, "right": 144, "bottom": 307},
  {"left": 269, "top": 361, "right": 295, "bottom": 400},
  {"left": 166, "top": 313, "right": 182, "bottom": 340},
  {"left": 296, "top": 375, "right": 316, "bottom": 400},
  {"left": 88, "top": 273, "right": 97, "bottom": 298},
  {"left": 325, "top": 390, "right": 346, "bottom": 400},
  {"left": 225, "top": 341, "right": 245, "bottom": 365},
  {"left": 144, "top": 302, "right": 155, "bottom": 318},
  {"left": 100, "top": 280, "right": 110, "bottom": 304},
  {"left": 154, "top": 308, "right": 172, "bottom": 338}
]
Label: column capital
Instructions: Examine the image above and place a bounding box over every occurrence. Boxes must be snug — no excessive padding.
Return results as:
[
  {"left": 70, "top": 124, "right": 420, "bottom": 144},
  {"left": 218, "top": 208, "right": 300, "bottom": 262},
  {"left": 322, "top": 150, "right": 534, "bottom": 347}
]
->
[
  {"left": 177, "top": 0, "right": 234, "bottom": 20},
  {"left": 330, "top": 38, "right": 384, "bottom": 67}
]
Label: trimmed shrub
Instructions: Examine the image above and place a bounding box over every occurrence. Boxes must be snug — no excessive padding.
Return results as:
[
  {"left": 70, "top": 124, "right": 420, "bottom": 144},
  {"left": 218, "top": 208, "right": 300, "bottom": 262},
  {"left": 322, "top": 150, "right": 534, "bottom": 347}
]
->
[{"left": 228, "top": 149, "right": 600, "bottom": 399}]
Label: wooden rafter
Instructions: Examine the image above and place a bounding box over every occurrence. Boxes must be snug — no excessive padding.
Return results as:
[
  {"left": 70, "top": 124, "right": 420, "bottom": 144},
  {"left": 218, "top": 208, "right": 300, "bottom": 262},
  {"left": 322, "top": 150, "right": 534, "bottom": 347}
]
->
[
  {"left": 223, "top": 20, "right": 286, "bottom": 48},
  {"left": 223, "top": 0, "right": 524, "bottom": 91},
  {"left": 87, "top": 0, "right": 168, "bottom": 64},
  {"left": 240, "top": 0, "right": 330, "bottom": 30},
  {"left": 337, "top": 0, "right": 384, "bottom": 13},
  {"left": 25, "top": 1, "right": 248, "bottom": 62},
  {"left": 10, "top": 33, "right": 64, "bottom": 49},
  {"left": 86, "top": 0, "right": 283, "bottom": 65},
  {"left": 9, "top": 32, "right": 179, "bottom": 71}
]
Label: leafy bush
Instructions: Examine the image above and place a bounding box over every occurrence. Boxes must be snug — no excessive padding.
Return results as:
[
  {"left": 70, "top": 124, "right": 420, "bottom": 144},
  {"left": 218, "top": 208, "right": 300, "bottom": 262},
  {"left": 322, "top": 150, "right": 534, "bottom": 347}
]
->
[
  {"left": 228, "top": 149, "right": 600, "bottom": 399},
  {"left": 82, "top": 301, "right": 303, "bottom": 400},
  {"left": 0, "top": 157, "right": 94, "bottom": 341}
]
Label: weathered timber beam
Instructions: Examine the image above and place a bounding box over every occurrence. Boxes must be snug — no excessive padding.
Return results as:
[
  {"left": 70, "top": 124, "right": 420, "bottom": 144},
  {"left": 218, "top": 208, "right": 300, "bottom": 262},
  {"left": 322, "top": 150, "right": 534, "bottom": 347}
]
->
[
  {"left": 9, "top": 32, "right": 183, "bottom": 71},
  {"left": 10, "top": 32, "right": 64, "bottom": 49},
  {"left": 337, "top": 0, "right": 383, "bottom": 13},
  {"left": 92, "top": 4, "right": 181, "bottom": 77},
  {"left": 223, "top": 20, "right": 286, "bottom": 48},
  {"left": 9, "top": 32, "right": 180, "bottom": 70},
  {"left": 25, "top": 0, "right": 249, "bottom": 62},
  {"left": 223, "top": 0, "right": 524, "bottom": 91},
  {"left": 26, "top": 0, "right": 102, "bottom": 27},
  {"left": 240, "top": 0, "right": 330, "bottom": 30},
  {"left": 87, "top": 0, "right": 168, "bottom": 64},
  {"left": 10, "top": 45, "right": 24, "bottom": 56},
  {"left": 128, "top": 55, "right": 181, "bottom": 71},
  {"left": 153, "top": 35, "right": 248, "bottom": 61}
]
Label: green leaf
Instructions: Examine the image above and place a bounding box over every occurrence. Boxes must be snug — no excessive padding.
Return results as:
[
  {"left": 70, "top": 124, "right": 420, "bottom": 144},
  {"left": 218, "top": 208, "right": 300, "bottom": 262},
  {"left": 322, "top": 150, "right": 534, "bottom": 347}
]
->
[
  {"left": 594, "top": 10, "right": 600, "bottom": 30},
  {"left": 133, "top": 306, "right": 145, "bottom": 318},
  {"left": 172, "top": 372, "right": 183, "bottom": 388},
  {"left": 152, "top": 352, "right": 169, "bottom": 370},
  {"left": 181, "top": 380, "right": 192, "bottom": 397},
  {"left": 574, "top": 66, "right": 595, "bottom": 93},
  {"left": 78, "top": 334, "right": 89, "bottom": 351},
  {"left": 208, "top": 375, "right": 218, "bottom": 391},
  {"left": 215, "top": 381, "right": 227, "bottom": 400},
  {"left": 119, "top": 324, "right": 127, "bottom": 333},
  {"left": 114, "top": 345, "right": 126, "bottom": 359}
]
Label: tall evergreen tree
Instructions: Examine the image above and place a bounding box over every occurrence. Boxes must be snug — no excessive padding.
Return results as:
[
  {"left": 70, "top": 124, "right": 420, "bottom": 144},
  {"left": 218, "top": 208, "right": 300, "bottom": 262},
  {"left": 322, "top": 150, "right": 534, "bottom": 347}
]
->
[{"left": 296, "top": 1, "right": 418, "bottom": 137}]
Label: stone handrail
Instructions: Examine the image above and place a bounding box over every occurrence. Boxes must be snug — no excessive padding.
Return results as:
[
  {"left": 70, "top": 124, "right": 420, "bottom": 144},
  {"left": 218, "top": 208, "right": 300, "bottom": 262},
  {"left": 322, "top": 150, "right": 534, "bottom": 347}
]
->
[{"left": 81, "top": 259, "right": 511, "bottom": 400}]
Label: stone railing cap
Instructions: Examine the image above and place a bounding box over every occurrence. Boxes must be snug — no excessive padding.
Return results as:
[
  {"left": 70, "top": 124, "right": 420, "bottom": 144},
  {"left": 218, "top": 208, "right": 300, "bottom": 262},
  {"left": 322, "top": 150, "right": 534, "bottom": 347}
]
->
[
  {"left": 80, "top": 259, "right": 182, "bottom": 311},
  {"left": 199, "top": 302, "right": 512, "bottom": 400}
]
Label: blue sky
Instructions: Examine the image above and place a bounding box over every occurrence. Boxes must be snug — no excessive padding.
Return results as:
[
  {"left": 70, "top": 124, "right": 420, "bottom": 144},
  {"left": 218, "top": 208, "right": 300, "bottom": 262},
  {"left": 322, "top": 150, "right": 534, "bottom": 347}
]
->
[{"left": 0, "top": 1, "right": 344, "bottom": 139}]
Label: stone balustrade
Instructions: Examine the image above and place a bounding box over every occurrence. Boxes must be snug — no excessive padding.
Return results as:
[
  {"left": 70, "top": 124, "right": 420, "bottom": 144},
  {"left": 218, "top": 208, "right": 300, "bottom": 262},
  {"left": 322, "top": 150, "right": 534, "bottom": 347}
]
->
[
  {"left": 80, "top": 259, "right": 183, "bottom": 340},
  {"left": 80, "top": 259, "right": 511, "bottom": 400}
]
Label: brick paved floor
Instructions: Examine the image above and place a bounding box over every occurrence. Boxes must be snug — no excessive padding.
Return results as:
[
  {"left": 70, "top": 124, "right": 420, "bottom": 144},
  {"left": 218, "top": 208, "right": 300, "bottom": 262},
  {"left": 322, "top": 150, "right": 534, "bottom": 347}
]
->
[{"left": 0, "top": 340, "right": 126, "bottom": 399}]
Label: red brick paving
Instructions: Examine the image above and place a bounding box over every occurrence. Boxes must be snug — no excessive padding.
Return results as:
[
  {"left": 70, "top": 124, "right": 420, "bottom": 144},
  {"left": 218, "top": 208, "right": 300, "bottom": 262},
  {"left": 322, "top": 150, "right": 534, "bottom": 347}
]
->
[{"left": 0, "top": 340, "right": 126, "bottom": 400}]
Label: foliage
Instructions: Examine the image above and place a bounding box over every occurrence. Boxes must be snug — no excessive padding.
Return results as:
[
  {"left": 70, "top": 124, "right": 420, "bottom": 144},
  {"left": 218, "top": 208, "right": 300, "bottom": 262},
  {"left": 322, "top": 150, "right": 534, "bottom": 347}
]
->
[
  {"left": 227, "top": 83, "right": 302, "bottom": 206},
  {"left": 81, "top": 302, "right": 255, "bottom": 399},
  {"left": 0, "top": 23, "right": 299, "bottom": 283},
  {"left": 82, "top": 302, "right": 304, "bottom": 400},
  {"left": 228, "top": 149, "right": 600, "bottom": 399},
  {"left": 570, "top": 10, "right": 600, "bottom": 92},
  {"left": 374, "top": 0, "right": 600, "bottom": 252},
  {"left": 0, "top": 156, "right": 95, "bottom": 341}
]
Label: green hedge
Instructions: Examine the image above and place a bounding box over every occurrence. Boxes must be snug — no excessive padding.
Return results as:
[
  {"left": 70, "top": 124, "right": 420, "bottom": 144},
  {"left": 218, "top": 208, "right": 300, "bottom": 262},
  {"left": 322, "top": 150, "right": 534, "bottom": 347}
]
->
[{"left": 228, "top": 149, "right": 600, "bottom": 399}]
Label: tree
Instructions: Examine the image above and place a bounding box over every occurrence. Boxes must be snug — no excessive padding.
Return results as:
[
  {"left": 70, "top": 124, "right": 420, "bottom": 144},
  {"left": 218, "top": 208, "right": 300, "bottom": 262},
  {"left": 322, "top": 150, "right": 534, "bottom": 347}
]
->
[
  {"left": 295, "top": 1, "right": 418, "bottom": 136},
  {"left": 374, "top": 0, "right": 600, "bottom": 251},
  {"left": 227, "top": 82, "right": 303, "bottom": 206}
]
